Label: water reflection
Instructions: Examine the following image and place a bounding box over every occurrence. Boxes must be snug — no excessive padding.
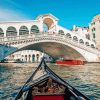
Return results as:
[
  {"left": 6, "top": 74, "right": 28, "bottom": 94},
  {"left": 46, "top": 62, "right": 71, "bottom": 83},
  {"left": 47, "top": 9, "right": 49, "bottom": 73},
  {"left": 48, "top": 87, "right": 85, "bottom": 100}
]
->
[{"left": 0, "top": 63, "right": 100, "bottom": 100}]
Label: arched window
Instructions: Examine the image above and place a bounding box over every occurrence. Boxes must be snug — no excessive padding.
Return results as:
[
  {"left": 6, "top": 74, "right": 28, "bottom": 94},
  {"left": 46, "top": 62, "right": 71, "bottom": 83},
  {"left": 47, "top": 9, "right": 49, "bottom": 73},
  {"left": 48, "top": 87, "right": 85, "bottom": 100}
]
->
[
  {"left": 93, "top": 33, "right": 95, "bottom": 39},
  {"left": 66, "top": 33, "right": 72, "bottom": 38},
  {"left": 79, "top": 39, "right": 84, "bottom": 44},
  {"left": 85, "top": 42, "right": 89, "bottom": 46},
  {"left": 86, "top": 34, "right": 90, "bottom": 40},
  {"left": 91, "top": 44, "right": 95, "bottom": 48},
  {"left": 19, "top": 26, "right": 29, "bottom": 35},
  {"left": 32, "top": 54, "right": 35, "bottom": 62},
  {"left": 31, "top": 25, "right": 39, "bottom": 34},
  {"left": 29, "top": 55, "right": 31, "bottom": 62},
  {"left": 0, "top": 28, "right": 4, "bottom": 37},
  {"left": 58, "top": 30, "right": 64, "bottom": 35},
  {"left": 36, "top": 54, "right": 39, "bottom": 62},
  {"left": 73, "top": 36, "right": 78, "bottom": 42},
  {"left": 92, "top": 27, "right": 96, "bottom": 32},
  {"left": 6, "top": 26, "right": 17, "bottom": 37},
  {"left": 25, "top": 55, "right": 27, "bottom": 62}
]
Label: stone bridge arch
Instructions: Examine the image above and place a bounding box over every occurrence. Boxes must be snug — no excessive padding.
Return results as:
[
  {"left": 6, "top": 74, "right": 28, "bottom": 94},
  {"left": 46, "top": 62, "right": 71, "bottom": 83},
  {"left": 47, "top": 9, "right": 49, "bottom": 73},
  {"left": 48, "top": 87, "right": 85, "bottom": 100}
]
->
[
  {"left": 16, "top": 40, "right": 86, "bottom": 61},
  {"left": 0, "top": 34, "right": 99, "bottom": 62}
]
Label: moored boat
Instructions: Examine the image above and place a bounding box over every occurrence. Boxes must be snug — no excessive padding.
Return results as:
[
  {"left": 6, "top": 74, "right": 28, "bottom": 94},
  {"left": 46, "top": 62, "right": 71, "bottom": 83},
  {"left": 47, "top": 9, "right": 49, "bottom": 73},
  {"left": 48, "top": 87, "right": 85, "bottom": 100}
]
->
[
  {"left": 14, "top": 58, "right": 90, "bottom": 100},
  {"left": 56, "top": 59, "right": 85, "bottom": 65}
]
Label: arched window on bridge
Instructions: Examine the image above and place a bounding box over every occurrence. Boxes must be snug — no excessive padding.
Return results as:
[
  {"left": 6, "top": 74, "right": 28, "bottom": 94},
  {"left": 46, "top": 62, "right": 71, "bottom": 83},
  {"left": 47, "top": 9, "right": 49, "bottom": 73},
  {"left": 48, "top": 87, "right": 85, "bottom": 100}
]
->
[
  {"left": 0, "top": 28, "right": 4, "bottom": 37},
  {"left": 73, "top": 36, "right": 78, "bottom": 42},
  {"left": 91, "top": 44, "right": 95, "bottom": 48},
  {"left": 79, "top": 39, "right": 84, "bottom": 44},
  {"left": 85, "top": 42, "right": 89, "bottom": 46},
  {"left": 19, "top": 26, "right": 29, "bottom": 35},
  {"left": 66, "top": 33, "right": 72, "bottom": 38},
  {"left": 31, "top": 25, "right": 39, "bottom": 34},
  {"left": 6, "top": 26, "right": 17, "bottom": 37},
  {"left": 58, "top": 30, "right": 64, "bottom": 35}
]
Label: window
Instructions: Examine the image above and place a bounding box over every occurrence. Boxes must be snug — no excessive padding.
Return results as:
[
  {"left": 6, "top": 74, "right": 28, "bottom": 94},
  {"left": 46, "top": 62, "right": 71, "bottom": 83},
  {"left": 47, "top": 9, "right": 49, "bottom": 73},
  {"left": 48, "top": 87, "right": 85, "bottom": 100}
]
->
[
  {"left": 86, "top": 34, "right": 90, "bottom": 40},
  {"left": 92, "top": 27, "right": 96, "bottom": 32},
  {"left": 32, "top": 54, "right": 35, "bottom": 62},
  {"left": 93, "top": 22, "right": 95, "bottom": 25},
  {"left": 93, "top": 33, "right": 95, "bottom": 38},
  {"left": 85, "top": 42, "right": 89, "bottom": 46},
  {"left": 58, "top": 30, "right": 64, "bottom": 35},
  {"left": 79, "top": 39, "right": 84, "bottom": 44},
  {"left": 73, "top": 36, "right": 78, "bottom": 42},
  {"left": 91, "top": 44, "right": 95, "bottom": 48},
  {"left": 66, "top": 33, "right": 72, "bottom": 38},
  {"left": 91, "top": 22, "right": 95, "bottom": 26}
]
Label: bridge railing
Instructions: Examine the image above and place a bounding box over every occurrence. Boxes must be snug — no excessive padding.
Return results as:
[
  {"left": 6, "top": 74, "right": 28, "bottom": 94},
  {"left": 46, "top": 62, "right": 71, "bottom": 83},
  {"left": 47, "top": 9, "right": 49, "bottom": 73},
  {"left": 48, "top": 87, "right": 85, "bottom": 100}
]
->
[
  {"left": 33, "top": 33, "right": 100, "bottom": 54},
  {"left": 0, "top": 33, "right": 99, "bottom": 55},
  {"left": 27, "top": 33, "right": 99, "bottom": 54}
]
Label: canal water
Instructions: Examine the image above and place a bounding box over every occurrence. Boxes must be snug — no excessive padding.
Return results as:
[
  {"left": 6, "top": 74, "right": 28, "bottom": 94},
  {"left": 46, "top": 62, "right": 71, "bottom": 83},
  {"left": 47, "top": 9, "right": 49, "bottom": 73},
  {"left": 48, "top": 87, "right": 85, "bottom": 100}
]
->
[{"left": 0, "top": 63, "right": 100, "bottom": 100}]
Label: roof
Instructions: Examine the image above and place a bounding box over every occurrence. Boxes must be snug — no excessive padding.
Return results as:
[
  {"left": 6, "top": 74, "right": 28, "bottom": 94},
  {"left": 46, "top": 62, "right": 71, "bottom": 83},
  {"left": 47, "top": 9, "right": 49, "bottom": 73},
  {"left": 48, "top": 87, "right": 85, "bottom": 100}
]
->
[
  {"left": 0, "top": 20, "right": 39, "bottom": 24},
  {"left": 92, "top": 14, "right": 100, "bottom": 22},
  {"left": 36, "top": 13, "right": 59, "bottom": 21}
]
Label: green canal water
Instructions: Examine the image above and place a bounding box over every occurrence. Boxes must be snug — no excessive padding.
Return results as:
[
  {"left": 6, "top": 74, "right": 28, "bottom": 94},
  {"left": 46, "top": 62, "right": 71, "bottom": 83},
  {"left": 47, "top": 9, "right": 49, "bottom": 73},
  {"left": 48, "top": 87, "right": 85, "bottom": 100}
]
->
[{"left": 0, "top": 63, "right": 100, "bottom": 100}]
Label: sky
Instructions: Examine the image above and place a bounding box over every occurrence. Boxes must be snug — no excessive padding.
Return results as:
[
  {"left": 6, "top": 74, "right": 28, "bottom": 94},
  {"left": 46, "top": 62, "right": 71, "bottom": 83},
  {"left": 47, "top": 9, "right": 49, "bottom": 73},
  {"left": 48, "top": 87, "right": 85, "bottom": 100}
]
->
[{"left": 0, "top": 0, "right": 100, "bottom": 29}]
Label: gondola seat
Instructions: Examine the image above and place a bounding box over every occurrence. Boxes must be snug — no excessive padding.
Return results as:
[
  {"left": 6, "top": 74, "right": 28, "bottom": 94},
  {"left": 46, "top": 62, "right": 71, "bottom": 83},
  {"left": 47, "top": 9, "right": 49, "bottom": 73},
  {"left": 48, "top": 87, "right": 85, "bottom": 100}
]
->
[{"left": 33, "top": 95, "right": 64, "bottom": 100}]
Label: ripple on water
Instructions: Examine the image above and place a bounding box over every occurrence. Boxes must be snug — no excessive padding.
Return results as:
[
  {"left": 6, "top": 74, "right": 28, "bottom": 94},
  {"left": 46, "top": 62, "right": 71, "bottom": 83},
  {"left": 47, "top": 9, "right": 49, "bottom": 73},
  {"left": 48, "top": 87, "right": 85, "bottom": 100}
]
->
[{"left": 0, "top": 63, "right": 100, "bottom": 100}]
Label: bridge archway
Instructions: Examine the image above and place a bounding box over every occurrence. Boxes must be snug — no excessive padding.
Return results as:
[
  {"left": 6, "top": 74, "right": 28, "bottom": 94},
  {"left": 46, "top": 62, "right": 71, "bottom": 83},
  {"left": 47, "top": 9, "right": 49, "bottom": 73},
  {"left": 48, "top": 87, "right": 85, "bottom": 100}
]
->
[
  {"left": 19, "top": 26, "right": 29, "bottom": 35},
  {"left": 6, "top": 26, "right": 17, "bottom": 37},
  {"left": 17, "top": 42, "right": 86, "bottom": 61},
  {"left": 31, "top": 25, "right": 39, "bottom": 34}
]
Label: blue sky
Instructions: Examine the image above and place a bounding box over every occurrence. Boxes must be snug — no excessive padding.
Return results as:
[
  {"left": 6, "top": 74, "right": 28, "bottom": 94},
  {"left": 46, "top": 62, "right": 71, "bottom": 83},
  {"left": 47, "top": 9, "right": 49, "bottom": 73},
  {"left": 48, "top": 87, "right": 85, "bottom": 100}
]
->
[{"left": 0, "top": 0, "right": 100, "bottom": 29}]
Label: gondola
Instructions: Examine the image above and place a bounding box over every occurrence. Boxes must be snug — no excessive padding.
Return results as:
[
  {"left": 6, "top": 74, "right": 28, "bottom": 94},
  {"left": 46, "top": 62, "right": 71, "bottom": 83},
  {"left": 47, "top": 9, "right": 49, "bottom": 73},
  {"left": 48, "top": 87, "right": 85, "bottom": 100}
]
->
[{"left": 14, "top": 58, "right": 90, "bottom": 100}]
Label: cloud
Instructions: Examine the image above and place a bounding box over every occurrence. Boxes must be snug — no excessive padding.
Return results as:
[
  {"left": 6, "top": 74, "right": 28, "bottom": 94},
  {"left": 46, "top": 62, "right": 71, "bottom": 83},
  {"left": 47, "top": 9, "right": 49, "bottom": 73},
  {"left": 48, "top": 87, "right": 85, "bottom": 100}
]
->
[
  {"left": 0, "top": 8, "right": 29, "bottom": 22},
  {"left": 5, "top": 0, "right": 20, "bottom": 7}
]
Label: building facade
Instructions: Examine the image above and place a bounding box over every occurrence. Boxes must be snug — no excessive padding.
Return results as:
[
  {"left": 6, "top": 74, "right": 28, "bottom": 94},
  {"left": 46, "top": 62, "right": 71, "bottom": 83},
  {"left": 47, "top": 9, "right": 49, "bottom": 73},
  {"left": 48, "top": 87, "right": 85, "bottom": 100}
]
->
[
  {"left": 72, "top": 25, "right": 90, "bottom": 40},
  {"left": 89, "top": 14, "right": 100, "bottom": 49},
  {"left": 6, "top": 50, "right": 53, "bottom": 63}
]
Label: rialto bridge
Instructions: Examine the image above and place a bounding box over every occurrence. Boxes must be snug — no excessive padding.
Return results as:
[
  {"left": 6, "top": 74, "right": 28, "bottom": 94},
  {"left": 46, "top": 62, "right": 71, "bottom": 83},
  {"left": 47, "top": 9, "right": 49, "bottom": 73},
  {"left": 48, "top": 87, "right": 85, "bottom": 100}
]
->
[{"left": 0, "top": 14, "right": 100, "bottom": 62}]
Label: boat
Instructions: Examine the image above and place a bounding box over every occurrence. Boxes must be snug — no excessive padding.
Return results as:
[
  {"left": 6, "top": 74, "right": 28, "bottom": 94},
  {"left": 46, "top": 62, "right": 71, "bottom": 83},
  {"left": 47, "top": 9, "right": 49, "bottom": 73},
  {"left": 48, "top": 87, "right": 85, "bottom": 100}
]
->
[
  {"left": 14, "top": 58, "right": 90, "bottom": 100},
  {"left": 56, "top": 59, "right": 85, "bottom": 65}
]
